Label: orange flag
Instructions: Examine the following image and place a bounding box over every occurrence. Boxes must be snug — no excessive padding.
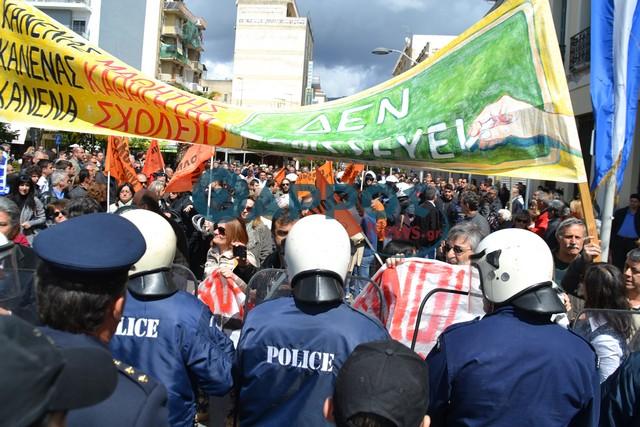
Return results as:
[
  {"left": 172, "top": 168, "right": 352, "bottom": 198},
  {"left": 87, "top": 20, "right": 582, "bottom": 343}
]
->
[
  {"left": 165, "top": 144, "right": 216, "bottom": 193},
  {"left": 312, "top": 161, "right": 362, "bottom": 237},
  {"left": 341, "top": 163, "right": 365, "bottom": 185},
  {"left": 315, "top": 161, "right": 334, "bottom": 200},
  {"left": 142, "top": 140, "right": 165, "bottom": 179},
  {"left": 105, "top": 136, "right": 142, "bottom": 192},
  {"left": 273, "top": 167, "right": 287, "bottom": 186}
]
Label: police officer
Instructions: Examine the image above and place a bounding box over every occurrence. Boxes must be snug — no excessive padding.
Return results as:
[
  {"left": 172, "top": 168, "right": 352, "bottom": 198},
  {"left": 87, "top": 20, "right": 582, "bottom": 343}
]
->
[
  {"left": 109, "top": 209, "right": 234, "bottom": 427},
  {"left": 426, "top": 228, "right": 600, "bottom": 426},
  {"left": 32, "top": 213, "right": 170, "bottom": 427},
  {"left": 235, "top": 214, "right": 390, "bottom": 426}
]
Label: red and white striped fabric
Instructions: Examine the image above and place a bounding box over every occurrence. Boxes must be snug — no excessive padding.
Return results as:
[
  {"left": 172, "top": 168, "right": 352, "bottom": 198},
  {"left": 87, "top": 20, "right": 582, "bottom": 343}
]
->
[
  {"left": 353, "top": 258, "right": 484, "bottom": 357},
  {"left": 198, "top": 270, "right": 246, "bottom": 319}
]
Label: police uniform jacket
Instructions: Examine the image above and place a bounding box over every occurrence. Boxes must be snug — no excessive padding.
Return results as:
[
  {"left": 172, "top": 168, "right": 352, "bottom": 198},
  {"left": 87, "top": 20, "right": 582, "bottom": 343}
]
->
[
  {"left": 109, "top": 290, "right": 235, "bottom": 427},
  {"left": 426, "top": 306, "right": 600, "bottom": 427},
  {"left": 600, "top": 351, "right": 640, "bottom": 426},
  {"left": 41, "top": 327, "right": 169, "bottom": 427},
  {"left": 235, "top": 296, "right": 390, "bottom": 427}
]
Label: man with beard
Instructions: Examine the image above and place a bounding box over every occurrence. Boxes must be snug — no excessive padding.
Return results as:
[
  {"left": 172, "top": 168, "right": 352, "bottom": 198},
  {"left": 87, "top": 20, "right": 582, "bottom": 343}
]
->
[
  {"left": 261, "top": 208, "right": 300, "bottom": 269},
  {"left": 437, "top": 183, "right": 460, "bottom": 228}
]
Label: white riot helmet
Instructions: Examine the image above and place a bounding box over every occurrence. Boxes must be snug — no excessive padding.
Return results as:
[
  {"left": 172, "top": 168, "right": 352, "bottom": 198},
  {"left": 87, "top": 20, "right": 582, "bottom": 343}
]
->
[
  {"left": 284, "top": 214, "right": 350, "bottom": 304},
  {"left": 470, "top": 228, "right": 565, "bottom": 314},
  {"left": 120, "top": 209, "right": 178, "bottom": 297}
]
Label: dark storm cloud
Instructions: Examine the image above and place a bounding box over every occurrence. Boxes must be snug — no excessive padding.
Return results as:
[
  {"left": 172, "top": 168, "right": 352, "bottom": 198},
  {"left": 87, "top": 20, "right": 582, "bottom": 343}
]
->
[{"left": 187, "top": 0, "right": 493, "bottom": 96}]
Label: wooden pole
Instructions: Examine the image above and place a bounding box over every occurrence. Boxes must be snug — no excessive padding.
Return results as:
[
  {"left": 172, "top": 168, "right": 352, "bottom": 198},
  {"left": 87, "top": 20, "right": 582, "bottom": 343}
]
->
[{"left": 578, "top": 181, "right": 600, "bottom": 261}]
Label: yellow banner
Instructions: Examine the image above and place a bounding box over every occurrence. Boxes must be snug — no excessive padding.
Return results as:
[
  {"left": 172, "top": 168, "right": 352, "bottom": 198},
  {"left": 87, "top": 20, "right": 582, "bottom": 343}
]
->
[{"left": 0, "top": 0, "right": 587, "bottom": 182}]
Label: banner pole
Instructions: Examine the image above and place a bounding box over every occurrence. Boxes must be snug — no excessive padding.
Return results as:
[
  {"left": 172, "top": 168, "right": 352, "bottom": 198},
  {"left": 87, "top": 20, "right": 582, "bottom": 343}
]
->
[
  {"left": 107, "top": 171, "right": 111, "bottom": 211},
  {"left": 206, "top": 155, "right": 214, "bottom": 218},
  {"left": 594, "top": 176, "right": 615, "bottom": 262},
  {"left": 362, "top": 233, "right": 384, "bottom": 267}
]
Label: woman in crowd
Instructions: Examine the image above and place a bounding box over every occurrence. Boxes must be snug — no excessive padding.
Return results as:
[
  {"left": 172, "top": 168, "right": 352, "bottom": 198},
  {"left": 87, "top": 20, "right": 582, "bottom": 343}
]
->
[
  {"left": 46, "top": 199, "right": 69, "bottom": 226},
  {"left": 575, "top": 263, "right": 634, "bottom": 382},
  {"left": 242, "top": 196, "right": 273, "bottom": 265},
  {"left": 108, "top": 183, "right": 135, "bottom": 213},
  {"left": 203, "top": 218, "right": 257, "bottom": 284},
  {"left": 8, "top": 174, "right": 46, "bottom": 243}
]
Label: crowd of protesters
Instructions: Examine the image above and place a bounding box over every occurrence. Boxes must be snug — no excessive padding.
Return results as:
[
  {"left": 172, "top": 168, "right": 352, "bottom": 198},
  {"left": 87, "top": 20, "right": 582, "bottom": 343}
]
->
[{"left": 1, "top": 140, "right": 640, "bottom": 427}]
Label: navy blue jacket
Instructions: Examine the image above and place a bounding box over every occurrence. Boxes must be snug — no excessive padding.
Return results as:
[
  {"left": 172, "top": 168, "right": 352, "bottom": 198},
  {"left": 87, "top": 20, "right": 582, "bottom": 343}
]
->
[
  {"left": 426, "top": 306, "right": 600, "bottom": 427},
  {"left": 110, "top": 290, "right": 234, "bottom": 427},
  {"left": 41, "top": 327, "right": 169, "bottom": 427},
  {"left": 235, "top": 296, "right": 390, "bottom": 427},
  {"left": 600, "top": 351, "right": 640, "bottom": 426}
]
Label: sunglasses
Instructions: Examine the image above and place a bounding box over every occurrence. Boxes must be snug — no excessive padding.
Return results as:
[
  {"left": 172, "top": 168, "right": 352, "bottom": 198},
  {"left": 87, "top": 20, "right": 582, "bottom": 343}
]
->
[
  {"left": 515, "top": 219, "right": 529, "bottom": 224},
  {"left": 444, "top": 243, "right": 467, "bottom": 254},
  {"left": 243, "top": 206, "right": 253, "bottom": 212},
  {"left": 281, "top": 183, "right": 290, "bottom": 187},
  {"left": 213, "top": 225, "right": 226, "bottom": 236},
  {"left": 54, "top": 210, "right": 67, "bottom": 218}
]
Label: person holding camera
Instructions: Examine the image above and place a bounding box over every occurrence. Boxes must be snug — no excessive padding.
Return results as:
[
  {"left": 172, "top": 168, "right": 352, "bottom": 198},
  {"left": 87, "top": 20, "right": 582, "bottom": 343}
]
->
[{"left": 203, "top": 217, "right": 258, "bottom": 284}]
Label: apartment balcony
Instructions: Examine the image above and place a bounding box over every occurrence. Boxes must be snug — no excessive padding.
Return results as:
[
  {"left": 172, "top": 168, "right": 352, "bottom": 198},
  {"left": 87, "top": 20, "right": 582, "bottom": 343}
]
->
[
  {"left": 159, "top": 44, "right": 189, "bottom": 65},
  {"left": 569, "top": 27, "right": 590, "bottom": 73},
  {"left": 164, "top": 1, "right": 196, "bottom": 23},
  {"left": 190, "top": 61, "right": 204, "bottom": 73},
  {"left": 161, "top": 23, "right": 181, "bottom": 36},
  {"left": 158, "top": 73, "right": 184, "bottom": 86}
]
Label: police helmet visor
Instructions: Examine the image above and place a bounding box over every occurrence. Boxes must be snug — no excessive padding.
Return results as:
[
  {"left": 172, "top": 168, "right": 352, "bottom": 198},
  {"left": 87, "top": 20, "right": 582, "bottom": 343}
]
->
[{"left": 0, "top": 244, "right": 23, "bottom": 308}]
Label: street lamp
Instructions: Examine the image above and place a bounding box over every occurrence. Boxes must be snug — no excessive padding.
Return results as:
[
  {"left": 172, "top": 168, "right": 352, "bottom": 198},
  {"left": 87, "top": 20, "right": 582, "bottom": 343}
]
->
[{"left": 371, "top": 47, "right": 418, "bottom": 66}]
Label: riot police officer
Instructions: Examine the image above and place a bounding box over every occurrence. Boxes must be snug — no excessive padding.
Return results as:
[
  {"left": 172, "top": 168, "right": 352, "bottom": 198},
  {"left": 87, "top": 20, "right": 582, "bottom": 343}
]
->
[
  {"left": 33, "top": 213, "right": 170, "bottom": 427},
  {"left": 235, "top": 214, "right": 390, "bottom": 426},
  {"left": 426, "top": 228, "right": 600, "bottom": 426},
  {"left": 109, "top": 209, "right": 234, "bottom": 427}
]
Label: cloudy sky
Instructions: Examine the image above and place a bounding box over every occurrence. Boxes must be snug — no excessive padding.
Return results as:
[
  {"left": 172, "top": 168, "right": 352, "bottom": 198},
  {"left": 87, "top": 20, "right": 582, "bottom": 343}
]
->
[{"left": 188, "top": 0, "right": 495, "bottom": 98}]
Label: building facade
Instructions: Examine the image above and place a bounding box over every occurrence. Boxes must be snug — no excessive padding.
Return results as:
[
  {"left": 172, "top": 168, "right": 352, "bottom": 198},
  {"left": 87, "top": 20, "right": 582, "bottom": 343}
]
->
[
  {"left": 27, "top": 0, "right": 97, "bottom": 42},
  {"left": 201, "top": 79, "right": 233, "bottom": 104},
  {"left": 232, "top": 0, "right": 314, "bottom": 109},
  {"left": 392, "top": 35, "right": 456, "bottom": 76},
  {"left": 159, "top": 1, "right": 207, "bottom": 92},
  {"left": 550, "top": 0, "right": 640, "bottom": 203}
]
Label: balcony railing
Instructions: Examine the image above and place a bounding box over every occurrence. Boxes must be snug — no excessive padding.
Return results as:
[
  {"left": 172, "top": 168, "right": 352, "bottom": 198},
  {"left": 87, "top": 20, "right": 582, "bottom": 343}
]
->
[
  {"left": 159, "top": 44, "right": 188, "bottom": 65},
  {"left": 190, "top": 61, "right": 204, "bottom": 72},
  {"left": 569, "top": 26, "right": 590, "bottom": 73}
]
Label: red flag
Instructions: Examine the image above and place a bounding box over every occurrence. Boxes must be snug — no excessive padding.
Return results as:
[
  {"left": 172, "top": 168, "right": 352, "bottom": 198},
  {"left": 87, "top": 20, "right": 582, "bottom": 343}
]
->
[
  {"left": 341, "top": 163, "right": 365, "bottom": 185},
  {"left": 353, "top": 259, "right": 484, "bottom": 357},
  {"left": 104, "top": 136, "right": 142, "bottom": 192},
  {"left": 198, "top": 271, "right": 246, "bottom": 319},
  {"left": 165, "top": 144, "right": 216, "bottom": 193},
  {"left": 142, "top": 140, "right": 165, "bottom": 179},
  {"left": 273, "top": 167, "right": 287, "bottom": 186}
]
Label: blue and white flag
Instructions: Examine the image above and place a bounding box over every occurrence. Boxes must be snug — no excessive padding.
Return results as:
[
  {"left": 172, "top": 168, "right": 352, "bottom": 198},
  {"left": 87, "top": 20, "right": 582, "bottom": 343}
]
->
[
  {"left": 591, "top": 0, "right": 640, "bottom": 191},
  {"left": 0, "top": 152, "right": 9, "bottom": 196}
]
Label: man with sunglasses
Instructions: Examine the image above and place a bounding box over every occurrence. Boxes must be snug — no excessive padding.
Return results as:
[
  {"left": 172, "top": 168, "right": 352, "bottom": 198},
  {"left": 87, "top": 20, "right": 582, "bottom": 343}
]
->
[
  {"left": 427, "top": 229, "right": 600, "bottom": 427},
  {"left": 277, "top": 179, "right": 291, "bottom": 208},
  {"left": 441, "top": 222, "right": 485, "bottom": 266}
]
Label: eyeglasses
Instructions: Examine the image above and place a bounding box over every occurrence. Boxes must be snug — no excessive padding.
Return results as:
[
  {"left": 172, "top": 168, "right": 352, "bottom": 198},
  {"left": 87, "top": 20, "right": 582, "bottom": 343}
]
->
[
  {"left": 54, "top": 210, "right": 67, "bottom": 218},
  {"left": 444, "top": 243, "right": 468, "bottom": 254}
]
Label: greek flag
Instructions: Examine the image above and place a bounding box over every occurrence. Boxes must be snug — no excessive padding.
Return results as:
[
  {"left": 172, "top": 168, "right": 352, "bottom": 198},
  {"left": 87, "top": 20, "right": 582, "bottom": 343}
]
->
[{"left": 591, "top": 0, "right": 640, "bottom": 190}]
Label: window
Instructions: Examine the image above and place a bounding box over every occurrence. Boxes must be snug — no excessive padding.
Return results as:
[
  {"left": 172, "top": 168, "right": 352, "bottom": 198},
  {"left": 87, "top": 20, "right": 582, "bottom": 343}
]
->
[{"left": 72, "top": 20, "right": 86, "bottom": 36}]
